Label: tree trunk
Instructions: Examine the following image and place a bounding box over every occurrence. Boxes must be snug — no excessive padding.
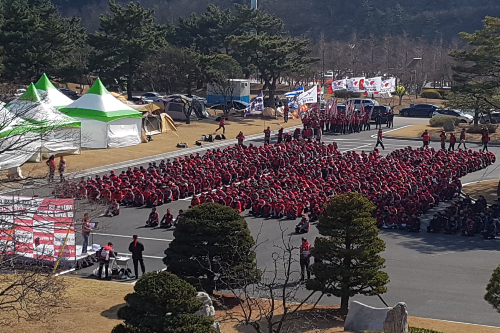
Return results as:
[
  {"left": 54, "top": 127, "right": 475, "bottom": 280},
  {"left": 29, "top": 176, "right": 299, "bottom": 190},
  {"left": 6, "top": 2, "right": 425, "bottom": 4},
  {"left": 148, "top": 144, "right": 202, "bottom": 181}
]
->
[
  {"left": 340, "top": 295, "right": 349, "bottom": 315},
  {"left": 127, "top": 57, "right": 134, "bottom": 101},
  {"left": 399, "top": 94, "right": 403, "bottom": 105},
  {"left": 474, "top": 108, "right": 479, "bottom": 125}
]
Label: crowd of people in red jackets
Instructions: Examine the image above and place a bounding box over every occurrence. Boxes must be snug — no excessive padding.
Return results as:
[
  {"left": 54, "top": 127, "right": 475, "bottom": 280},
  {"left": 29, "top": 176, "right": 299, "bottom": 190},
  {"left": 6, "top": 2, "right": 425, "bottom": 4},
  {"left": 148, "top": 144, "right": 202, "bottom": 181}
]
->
[{"left": 54, "top": 136, "right": 495, "bottom": 230}]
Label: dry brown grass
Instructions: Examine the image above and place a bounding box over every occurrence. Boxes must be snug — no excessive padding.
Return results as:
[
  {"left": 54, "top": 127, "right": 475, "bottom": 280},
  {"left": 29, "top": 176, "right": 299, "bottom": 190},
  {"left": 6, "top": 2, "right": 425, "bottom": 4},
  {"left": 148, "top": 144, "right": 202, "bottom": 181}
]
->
[
  {"left": 2, "top": 276, "right": 497, "bottom": 333},
  {"left": 463, "top": 180, "right": 499, "bottom": 203}
]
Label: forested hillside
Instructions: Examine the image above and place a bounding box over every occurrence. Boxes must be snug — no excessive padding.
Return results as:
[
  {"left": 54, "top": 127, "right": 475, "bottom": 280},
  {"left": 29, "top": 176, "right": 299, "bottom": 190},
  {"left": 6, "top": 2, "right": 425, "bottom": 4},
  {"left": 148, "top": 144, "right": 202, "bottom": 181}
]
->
[{"left": 53, "top": 0, "right": 500, "bottom": 42}]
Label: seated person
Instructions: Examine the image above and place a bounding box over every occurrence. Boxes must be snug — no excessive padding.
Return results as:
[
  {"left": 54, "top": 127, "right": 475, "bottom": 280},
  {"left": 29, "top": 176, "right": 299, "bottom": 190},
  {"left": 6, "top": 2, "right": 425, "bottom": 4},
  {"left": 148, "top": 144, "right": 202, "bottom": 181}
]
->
[
  {"left": 174, "top": 209, "right": 184, "bottom": 226},
  {"left": 146, "top": 207, "right": 159, "bottom": 227},
  {"left": 105, "top": 200, "right": 120, "bottom": 217},
  {"left": 160, "top": 208, "right": 174, "bottom": 228},
  {"left": 295, "top": 216, "right": 310, "bottom": 234}
]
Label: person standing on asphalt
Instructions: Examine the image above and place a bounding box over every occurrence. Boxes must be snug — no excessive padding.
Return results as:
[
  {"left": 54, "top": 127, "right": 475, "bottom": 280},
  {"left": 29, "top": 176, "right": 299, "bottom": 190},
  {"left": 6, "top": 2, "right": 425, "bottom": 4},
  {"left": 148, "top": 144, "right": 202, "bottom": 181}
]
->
[
  {"left": 449, "top": 132, "right": 456, "bottom": 151},
  {"left": 300, "top": 238, "right": 311, "bottom": 281},
  {"left": 129, "top": 235, "right": 145, "bottom": 279},
  {"left": 264, "top": 126, "right": 271, "bottom": 144},
  {"left": 375, "top": 128, "right": 385, "bottom": 150},
  {"left": 439, "top": 130, "right": 446, "bottom": 150},
  {"left": 98, "top": 242, "right": 116, "bottom": 280},
  {"left": 422, "top": 129, "right": 430, "bottom": 148},
  {"left": 457, "top": 128, "right": 467, "bottom": 149},
  {"left": 386, "top": 110, "right": 394, "bottom": 128},
  {"left": 236, "top": 131, "right": 245, "bottom": 146},
  {"left": 81, "top": 213, "right": 92, "bottom": 254},
  {"left": 481, "top": 132, "right": 490, "bottom": 152}
]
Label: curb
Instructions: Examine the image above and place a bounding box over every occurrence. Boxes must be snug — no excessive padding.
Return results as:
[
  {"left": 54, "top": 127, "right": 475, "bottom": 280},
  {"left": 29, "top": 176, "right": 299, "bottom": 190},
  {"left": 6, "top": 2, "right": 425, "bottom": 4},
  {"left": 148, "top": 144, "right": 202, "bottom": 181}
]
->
[{"left": 384, "top": 136, "right": 500, "bottom": 146}]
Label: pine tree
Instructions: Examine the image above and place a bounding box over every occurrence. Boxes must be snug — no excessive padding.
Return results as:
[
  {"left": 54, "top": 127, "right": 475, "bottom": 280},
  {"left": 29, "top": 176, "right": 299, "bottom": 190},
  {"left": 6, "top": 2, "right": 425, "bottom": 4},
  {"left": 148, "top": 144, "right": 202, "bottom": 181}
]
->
[
  {"left": 89, "top": 0, "right": 170, "bottom": 99},
  {"left": 306, "top": 192, "right": 389, "bottom": 314},
  {"left": 485, "top": 264, "right": 500, "bottom": 313},
  {"left": 163, "top": 203, "right": 259, "bottom": 295},
  {"left": 0, "top": 0, "right": 85, "bottom": 83},
  {"left": 112, "top": 271, "right": 218, "bottom": 333}
]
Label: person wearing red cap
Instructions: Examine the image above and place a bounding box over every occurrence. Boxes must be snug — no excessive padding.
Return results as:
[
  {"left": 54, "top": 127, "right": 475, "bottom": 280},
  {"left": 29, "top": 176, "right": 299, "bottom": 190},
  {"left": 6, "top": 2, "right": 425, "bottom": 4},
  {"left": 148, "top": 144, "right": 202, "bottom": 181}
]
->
[
  {"left": 129, "top": 235, "right": 145, "bottom": 279},
  {"left": 105, "top": 199, "right": 120, "bottom": 217},
  {"left": 439, "top": 130, "right": 446, "bottom": 150},
  {"left": 449, "top": 132, "right": 457, "bottom": 151},
  {"left": 97, "top": 242, "right": 116, "bottom": 280},
  {"left": 236, "top": 131, "right": 245, "bottom": 146}
]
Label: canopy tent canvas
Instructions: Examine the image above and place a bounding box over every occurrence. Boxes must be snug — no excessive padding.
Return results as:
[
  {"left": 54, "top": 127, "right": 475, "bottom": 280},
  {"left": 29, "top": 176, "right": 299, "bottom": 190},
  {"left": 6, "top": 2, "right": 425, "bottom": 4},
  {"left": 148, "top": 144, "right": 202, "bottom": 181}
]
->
[
  {"left": 34, "top": 73, "right": 73, "bottom": 109},
  {"left": 60, "top": 78, "right": 142, "bottom": 149},
  {"left": 6, "top": 83, "right": 81, "bottom": 158},
  {"left": 0, "top": 105, "right": 41, "bottom": 170}
]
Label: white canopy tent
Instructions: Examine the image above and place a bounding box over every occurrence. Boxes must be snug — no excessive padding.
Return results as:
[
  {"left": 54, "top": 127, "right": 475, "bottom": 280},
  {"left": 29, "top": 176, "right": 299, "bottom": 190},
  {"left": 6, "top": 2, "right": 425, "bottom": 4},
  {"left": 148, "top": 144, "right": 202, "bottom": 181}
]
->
[
  {"left": 34, "top": 73, "right": 73, "bottom": 109},
  {"left": 6, "top": 83, "right": 81, "bottom": 157},
  {"left": 60, "top": 78, "right": 142, "bottom": 149}
]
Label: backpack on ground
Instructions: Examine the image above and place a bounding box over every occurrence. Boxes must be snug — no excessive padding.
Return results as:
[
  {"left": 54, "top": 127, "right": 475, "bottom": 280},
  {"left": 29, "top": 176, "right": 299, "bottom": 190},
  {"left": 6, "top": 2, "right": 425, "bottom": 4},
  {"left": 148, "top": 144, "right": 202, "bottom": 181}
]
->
[
  {"left": 215, "top": 134, "right": 222, "bottom": 140},
  {"left": 176, "top": 142, "right": 188, "bottom": 148},
  {"left": 195, "top": 141, "right": 202, "bottom": 146},
  {"left": 221, "top": 134, "right": 226, "bottom": 140},
  {"left": 201, "top": 134, "right": 207, "bottom": 141},
  {"left": 207, "top": 134, "right": 214, "bottom": 142}
]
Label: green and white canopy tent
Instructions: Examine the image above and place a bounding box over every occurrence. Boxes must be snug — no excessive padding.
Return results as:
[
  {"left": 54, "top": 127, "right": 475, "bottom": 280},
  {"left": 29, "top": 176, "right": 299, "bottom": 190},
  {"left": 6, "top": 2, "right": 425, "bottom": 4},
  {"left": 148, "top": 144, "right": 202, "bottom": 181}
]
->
[
  {"left": 60, "top": 78, "right": 142, "bottom": 149},
  {"left": 34, "top": 73, "right": 73, "bottom": 109},
  {"left": 6, "top": 83, "right": 81, "bottom": 158},
  {"left": 0, "top": 102, "right": 43, "bottom": 170}
]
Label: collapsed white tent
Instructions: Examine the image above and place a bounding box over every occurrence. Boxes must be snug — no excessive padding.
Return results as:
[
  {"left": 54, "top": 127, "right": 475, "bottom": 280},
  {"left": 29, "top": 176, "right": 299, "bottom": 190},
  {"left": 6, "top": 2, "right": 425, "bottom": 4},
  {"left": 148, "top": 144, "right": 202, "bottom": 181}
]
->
[
  {"left": 6, "top": 83, "right": 81, "bottom": 157},
  {"left": 60, "top": 78, "right": 142, "bottom": 149},
  {"left": 34, "top": 73, "right": 73, "bottom": 109},
  {"left": 0, "top": 104, "right": 40, "bottom": 170}
]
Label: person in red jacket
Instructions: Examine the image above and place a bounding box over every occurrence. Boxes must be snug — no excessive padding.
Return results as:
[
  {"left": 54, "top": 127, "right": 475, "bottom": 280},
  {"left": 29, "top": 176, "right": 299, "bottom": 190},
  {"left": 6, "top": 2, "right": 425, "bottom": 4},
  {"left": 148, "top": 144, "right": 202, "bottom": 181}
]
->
[
  {"left": 283, "top": 104, "right": 289, "bottom": 123},
  {"left": 264, "top": 126, "right": 271, "bottom": 144},
  {"left": 449, "top": 132, "right": 456, "bottom": 151},
  {"left": 481, "top": 132, "right": 490, "bottom": 152},
  {"left": 191, "top": 194, "right": 201, "bottom": 207},
  {"left": 422, "top": 129, "right": 430, "bottom": 148},
  {"left": 46, "top": 155, "right": 56, "bottom": 183},
  {"left": 439, "top": 130, "right": 446, "bottom": 150},
  {"left": 236, "top": 131, "right": 245, "bottom": 146},
  {"left": 215, "top": 116, "right": 226, "bottom": 134},
  {"left": 457, "top": 128, "right": 467, "bottom": 149},
  {"left": 160, "top": 208, "right": 174, "bottom": 228},
  {"left": 146, "top": 207, "right": 159, "bottom": 227},
  {"left": 299, "top": 238, "right": 311, "bottom": 281},
  {"left": 375, "top": 128, "right": 385, "bottom": 150}
]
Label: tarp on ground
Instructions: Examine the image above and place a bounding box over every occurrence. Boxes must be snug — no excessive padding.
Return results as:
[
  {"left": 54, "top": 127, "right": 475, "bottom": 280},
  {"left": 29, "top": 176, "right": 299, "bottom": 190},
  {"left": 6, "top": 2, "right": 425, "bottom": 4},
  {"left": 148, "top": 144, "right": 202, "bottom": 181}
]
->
[
  {"left": 60, "top": 78, "right": 142, "bottom": 149},
  {"left": 34, "top": 73, "right": 73, "bottom": 109}
]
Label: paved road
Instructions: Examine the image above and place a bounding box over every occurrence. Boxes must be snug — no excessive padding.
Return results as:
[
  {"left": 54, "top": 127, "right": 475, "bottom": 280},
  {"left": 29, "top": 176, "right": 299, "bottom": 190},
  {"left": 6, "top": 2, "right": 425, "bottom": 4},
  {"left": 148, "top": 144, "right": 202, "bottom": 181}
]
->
[{"left": 24, "top": 116, "right": 500, "bottom": 326}]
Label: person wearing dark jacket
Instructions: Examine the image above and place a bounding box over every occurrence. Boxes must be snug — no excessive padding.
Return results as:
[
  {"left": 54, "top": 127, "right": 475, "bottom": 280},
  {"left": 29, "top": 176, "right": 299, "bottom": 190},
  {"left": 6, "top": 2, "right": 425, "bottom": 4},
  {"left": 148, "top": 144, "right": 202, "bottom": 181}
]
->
[{"left": 129, "top": 235, "right": 145, "bottom": 279}]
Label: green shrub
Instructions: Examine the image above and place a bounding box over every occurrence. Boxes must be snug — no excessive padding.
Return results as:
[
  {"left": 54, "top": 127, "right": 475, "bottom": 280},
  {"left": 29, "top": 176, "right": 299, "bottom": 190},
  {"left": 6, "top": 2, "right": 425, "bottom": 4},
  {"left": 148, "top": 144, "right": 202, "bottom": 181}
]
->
[
  {"left": 421, "top": 89, "right": 442, "bottom": 99},
  {"left": 334, "top": 90, "right": 361, "bottom": 98},
  {"left": 429, "top": 116, "right": 459, "bottom": 127},
  {"left": 437, "top": 89, "right": 449, "bottom": 98},
  {"left": 466, "top": 124, "right": 498, "bottom": 134}
]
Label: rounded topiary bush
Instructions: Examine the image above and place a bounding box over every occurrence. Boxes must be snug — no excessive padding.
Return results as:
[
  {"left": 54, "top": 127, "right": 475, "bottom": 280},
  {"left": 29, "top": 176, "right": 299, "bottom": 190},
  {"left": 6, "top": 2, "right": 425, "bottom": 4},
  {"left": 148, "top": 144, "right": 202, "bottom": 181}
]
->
[
  {"left": 429, "top": 116, "right": 459, "bottom": 127},
  {"left": 421, "top": 89, "right": 442, "bottom": 99}
]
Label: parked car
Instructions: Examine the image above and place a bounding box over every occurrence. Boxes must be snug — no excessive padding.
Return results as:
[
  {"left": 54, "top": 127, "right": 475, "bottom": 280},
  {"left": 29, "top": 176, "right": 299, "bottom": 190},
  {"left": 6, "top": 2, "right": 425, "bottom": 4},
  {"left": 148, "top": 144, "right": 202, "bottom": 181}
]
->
[
  {"left": 432, "top": 109, "right": 473, "bottom": 123},
  {"left": 15, "top": 88, "right": 26, "bottom": 97},
  {"left": 479, "top": 112, "right": 500, "bottom": 124},
  {"left": 347, "top": 98, "right": 379, "bottom": 110},
  {"left": 369, "top": 105, "right": 392, "bottom": 123},
  {"left": 58, "top": 88, "right": 79, "bottom": 99},
  {"left": 209, "top": 100, "right": 250, "bottom": 111},
  {"left": 400, "top": 104, "right": 441, "bottom": 117},
  {"left": 141, "top": 92, "right": 163, "bottom": 102}
]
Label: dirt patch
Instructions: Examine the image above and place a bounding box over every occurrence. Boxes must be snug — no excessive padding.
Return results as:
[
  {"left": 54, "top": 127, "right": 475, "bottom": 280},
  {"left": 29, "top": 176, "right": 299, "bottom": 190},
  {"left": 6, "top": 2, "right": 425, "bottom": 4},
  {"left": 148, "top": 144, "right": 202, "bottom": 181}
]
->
[
  {"left": 2, "top": 276, "right": 497, "bottom": 333},
  {"left": 463, "top": 180, "right": 499, "bottom": 203},
  {"left": 386, "top": 123, "right": 500, "bottom": 143}
]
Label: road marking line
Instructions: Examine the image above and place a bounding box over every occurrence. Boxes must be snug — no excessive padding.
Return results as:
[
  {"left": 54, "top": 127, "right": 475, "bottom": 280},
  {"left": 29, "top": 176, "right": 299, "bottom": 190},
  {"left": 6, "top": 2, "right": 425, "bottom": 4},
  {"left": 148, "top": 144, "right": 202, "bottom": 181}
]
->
[
  {"left": 424, "top": 318, "right": 500, "bottom": 329},
  {"left": 370, "top": 125, "right": 414, "bottom": 138},
  {"left": 120, "top": 254, "right": 164, "bottom": 259},
  {"left": 92, "top": 232, "right": 172, "bottom": 242}
]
